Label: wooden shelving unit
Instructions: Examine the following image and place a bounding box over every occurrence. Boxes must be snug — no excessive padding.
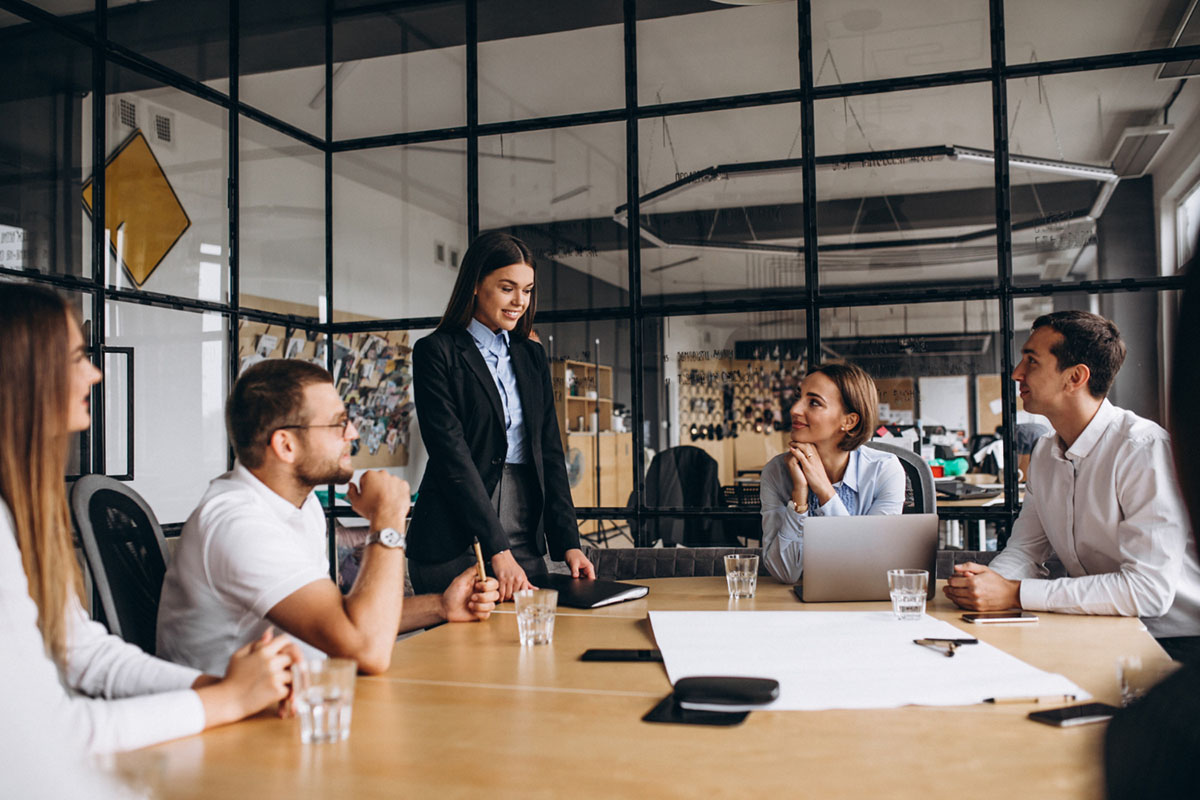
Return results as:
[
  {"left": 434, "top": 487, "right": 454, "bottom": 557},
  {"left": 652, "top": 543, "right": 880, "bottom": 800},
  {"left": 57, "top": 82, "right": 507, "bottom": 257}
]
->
[{"left": 550, "top": 359, "right": 631, "bottom": 537}]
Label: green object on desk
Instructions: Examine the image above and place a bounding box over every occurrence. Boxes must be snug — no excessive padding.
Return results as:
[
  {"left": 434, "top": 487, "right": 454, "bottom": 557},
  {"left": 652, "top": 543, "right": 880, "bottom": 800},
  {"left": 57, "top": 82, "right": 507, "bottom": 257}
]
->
[
  {"left": 928, "top": 457, "right": 969, "bottom": 477},
  {"left": 315, "top": 488, "right": 418, "bottom": 506},
  {"left": 315, "top": 488, "right": 347, "bottom": 505}
]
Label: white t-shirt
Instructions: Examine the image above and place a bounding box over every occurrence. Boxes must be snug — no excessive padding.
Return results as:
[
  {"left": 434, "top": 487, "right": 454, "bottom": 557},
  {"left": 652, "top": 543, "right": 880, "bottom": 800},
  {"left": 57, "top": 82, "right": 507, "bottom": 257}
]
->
[
  {"left": 0, "top": 499, "right": 204, "bottom": 764},
  {"left": 157, "top": 463, "right": 331, "bottom": 675}
]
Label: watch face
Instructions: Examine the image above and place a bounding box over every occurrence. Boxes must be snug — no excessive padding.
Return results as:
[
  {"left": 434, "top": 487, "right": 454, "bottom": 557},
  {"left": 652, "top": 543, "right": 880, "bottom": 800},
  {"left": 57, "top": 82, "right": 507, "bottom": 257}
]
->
[{"left": 380, "top": 528, "right": 404, "bottom": 548}]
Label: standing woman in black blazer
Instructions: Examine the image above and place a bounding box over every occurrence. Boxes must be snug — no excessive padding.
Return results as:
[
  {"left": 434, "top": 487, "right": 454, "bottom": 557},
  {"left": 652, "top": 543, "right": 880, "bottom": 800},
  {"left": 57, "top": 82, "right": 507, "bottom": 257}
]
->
[{"left": 407, "top": 232, "right": 595, "bottom": 599}]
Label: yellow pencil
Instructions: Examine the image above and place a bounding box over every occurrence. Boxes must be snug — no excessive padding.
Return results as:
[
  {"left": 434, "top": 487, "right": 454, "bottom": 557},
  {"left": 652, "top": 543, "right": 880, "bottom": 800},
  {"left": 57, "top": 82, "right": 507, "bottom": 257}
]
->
[{"left": 472, "top": 539, "right": 488, "bottom": 582}]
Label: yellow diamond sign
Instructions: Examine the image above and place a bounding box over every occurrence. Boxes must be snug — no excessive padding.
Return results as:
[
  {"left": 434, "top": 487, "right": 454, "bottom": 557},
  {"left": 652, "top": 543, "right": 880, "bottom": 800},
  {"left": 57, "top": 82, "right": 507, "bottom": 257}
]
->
[{"left": 82, "top": 130, "right": 191, "bottom": 288}]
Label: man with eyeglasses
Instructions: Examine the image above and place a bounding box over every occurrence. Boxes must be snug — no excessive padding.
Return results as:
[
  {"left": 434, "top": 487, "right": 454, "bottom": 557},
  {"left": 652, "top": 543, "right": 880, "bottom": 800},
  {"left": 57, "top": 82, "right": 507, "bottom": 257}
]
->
[{"left": 157, "top": 359, "right": 499, "bottom": 676}]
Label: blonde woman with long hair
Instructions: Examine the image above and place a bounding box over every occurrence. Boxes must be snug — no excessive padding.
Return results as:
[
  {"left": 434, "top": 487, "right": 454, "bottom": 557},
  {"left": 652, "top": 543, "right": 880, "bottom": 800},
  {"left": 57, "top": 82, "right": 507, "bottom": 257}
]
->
[{"left": 0, "top": 283, "right": 297, "bottom": 778}]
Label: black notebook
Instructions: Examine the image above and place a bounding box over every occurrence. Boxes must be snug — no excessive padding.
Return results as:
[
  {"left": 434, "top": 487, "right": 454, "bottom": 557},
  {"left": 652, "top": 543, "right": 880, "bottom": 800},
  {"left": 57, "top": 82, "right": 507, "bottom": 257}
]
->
[{"left": 533, "top": 574, "right": 649, "bottom": 609}]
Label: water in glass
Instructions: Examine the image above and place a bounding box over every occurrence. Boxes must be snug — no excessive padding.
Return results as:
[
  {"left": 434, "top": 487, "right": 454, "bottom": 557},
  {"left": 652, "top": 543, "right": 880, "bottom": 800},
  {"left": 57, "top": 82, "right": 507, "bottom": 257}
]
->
[
  {"left": 890, "top": 590, "right": 926, "bottom": 620},
  {"left": 297, "top": 686, "right": 353, "bottom": 743},
  {"left": 517, "top": 605, "right": 556, "bottom": 645},
  {"left": 726, "top": 571, "right": 757, "bottom": 598}
]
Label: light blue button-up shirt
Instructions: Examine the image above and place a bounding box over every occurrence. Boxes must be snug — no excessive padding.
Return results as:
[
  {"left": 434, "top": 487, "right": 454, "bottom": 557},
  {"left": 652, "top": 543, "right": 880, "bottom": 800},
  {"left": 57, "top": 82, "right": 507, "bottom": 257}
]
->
[
  {"left": 759, "top": 446, "right": 906, "bottom": 584},
  {"left": 467, "top": 318, "right": 528, "bottom": 464}
]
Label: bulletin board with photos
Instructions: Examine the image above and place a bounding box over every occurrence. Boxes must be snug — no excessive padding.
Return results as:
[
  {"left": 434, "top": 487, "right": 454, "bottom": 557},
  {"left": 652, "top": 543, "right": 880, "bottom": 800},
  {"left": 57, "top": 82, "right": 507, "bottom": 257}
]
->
[{"left": 237, "top": 321, "right": 413, "bottom": 468}]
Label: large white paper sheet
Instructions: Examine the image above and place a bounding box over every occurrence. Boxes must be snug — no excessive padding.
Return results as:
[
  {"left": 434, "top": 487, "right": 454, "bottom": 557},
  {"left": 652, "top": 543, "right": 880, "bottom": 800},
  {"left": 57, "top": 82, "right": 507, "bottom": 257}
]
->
[{"left": 649, "top": 611, "right": 1090, "bottom": 711}]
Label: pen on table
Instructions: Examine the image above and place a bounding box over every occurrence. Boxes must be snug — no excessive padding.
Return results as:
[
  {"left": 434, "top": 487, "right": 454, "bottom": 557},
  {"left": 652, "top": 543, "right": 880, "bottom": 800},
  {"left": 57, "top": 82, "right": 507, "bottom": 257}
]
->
[
  {"left": 913, "top": 638, "right": 978, "bottom": 657},
  {"left": 984, "top": 694, "right": 1078, "bottom": 704},
  {"left": 472, "top": 538, "right": 488, "bottom": 583}
]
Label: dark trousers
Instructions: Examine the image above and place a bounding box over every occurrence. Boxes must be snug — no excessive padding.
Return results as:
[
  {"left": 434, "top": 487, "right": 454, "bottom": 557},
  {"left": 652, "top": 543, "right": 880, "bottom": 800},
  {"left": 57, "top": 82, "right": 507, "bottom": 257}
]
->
[
  {"left": 1157, "top": 636, "right": 1200, "bottom": 665},
  {"left": 409, "top": 463, "right": 548, "bottom": 594}
]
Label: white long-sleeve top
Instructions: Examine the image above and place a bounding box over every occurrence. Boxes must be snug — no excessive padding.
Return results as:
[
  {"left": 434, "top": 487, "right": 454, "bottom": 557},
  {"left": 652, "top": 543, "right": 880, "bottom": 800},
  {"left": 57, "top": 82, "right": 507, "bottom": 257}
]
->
[
  {"left": 759, "top": 446, "right": 907, "bottom": 584},
  {"left": 0, "top": 499, "right": 206, "bottom": 756},
  {"left": 988, "top": 400, "right": 1200, "bottom": 638}
]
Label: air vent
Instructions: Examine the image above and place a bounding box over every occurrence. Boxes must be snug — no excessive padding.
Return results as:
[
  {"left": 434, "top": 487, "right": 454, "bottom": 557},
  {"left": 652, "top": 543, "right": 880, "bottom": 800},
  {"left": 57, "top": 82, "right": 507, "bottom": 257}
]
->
[
  {"left": 154, "top": 114, "right": 171, "bottom": 143},
  {"left": 147, "top": 106, "right": 176, "bottom": 150},
  {"left": 1157, "top": 0, "right": 1200, "bottom": 79},
  {"left": 1109, "top": 125, "right": 1173, "bottom": 177},
  {"left": 115, "top": 98, "right": 137, "bottom": 129}
]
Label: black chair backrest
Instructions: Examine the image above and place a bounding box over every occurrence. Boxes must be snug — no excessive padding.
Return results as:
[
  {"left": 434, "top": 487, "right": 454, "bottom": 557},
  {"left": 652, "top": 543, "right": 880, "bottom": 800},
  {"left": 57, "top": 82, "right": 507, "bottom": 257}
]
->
[
  {"left": 69, "top": 475, "right": 169, "bottom": 654},
  {"left": 628, "top": 446, "right": 739, "bottom": 546},
  {"left": 864, "top": 441, "right": 937, "bottom": 514},
  {"left": 583, "top": 546, "right": 768, "bottom": 580}
]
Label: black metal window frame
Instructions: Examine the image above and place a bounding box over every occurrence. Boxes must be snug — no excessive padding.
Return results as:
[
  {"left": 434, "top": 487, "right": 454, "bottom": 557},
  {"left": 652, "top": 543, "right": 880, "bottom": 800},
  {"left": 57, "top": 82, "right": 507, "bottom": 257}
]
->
[{"left": 1, "top": 0, "right": 1195, "bottom": 548}]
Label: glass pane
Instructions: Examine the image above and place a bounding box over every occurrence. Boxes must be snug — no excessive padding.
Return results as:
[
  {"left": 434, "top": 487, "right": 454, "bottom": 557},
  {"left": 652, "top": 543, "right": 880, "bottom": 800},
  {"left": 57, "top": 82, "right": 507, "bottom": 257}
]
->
[
  {"left": 479, "top": 123, "right": 627, "bottom": 312},
  {"left": 240, "top": 0, "right": 326, "bottom": 138},
  {"left": 332, "top": 142, "right": 466, "bottom": 321},
  {"left": 820, "top": 299, "right": 1006, "bottom": 506},
  {"left": 105, "top": 301, "right": 228, "bottom": 523},
  {"left": 327, "top": 326, "right": 428, "bottom": 490},
  {"left": 637, "top": 0, "right": 799, "bottom": 106},
  {"left": 333, "top": 0, "right": 465, "bottom": 139},
  {"left": 812, "top": 0, "right": 990, "bottom": 86},
  {"left": 0, "top": 29, "right": 89, "bottom": 279},
  {"left": 815, "top": 83, "right": 998, "bottom": 293},
  {"left": 1006, "top": 0, "right": 1188, "bottom": 64},
  {"left": 98, "top": 68, "right": 229, "bottom": 302},
  {"left": 637, "top": 104, "right": 807, "bottom": 309},
  {"left": 535, "top": 319, "right": 633, "bottom": 523},
  {"left": 239, "top": 116, "right": 325, "bottom": 320},
  {"left": 108, "top": 0, "right": 229, "bottom": 85},
  {"left": 642, "top": 310, "right": 809, "bottom": 523},
  {"left": 1007, "top": 64, "right": 1190, "bottom": 287},
  {"left": 478, "top": 0, "right": 623, "bottom": 123}
]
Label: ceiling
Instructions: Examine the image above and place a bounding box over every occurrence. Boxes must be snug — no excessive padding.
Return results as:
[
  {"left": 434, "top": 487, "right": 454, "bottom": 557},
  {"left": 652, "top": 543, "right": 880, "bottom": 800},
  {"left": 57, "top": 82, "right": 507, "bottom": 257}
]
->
[{"left": 4, "top": 0, "right": 1197, "bottom": 296}]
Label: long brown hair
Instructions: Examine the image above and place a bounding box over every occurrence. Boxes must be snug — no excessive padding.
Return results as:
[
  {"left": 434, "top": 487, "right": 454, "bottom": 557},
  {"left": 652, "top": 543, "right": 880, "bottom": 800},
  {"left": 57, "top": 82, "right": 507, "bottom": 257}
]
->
[
  {"left": 0, "top": 283, "right": 83, "bottom": 665},
  {"left": 437, "top": 232, "right": 536, "bottom": 341}
]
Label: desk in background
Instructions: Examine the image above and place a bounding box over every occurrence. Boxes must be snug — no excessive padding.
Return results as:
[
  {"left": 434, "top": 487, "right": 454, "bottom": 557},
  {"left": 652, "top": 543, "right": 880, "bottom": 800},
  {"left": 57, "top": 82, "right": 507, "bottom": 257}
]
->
[{"left": 115, "top": 578, "right": 1165, "bottom": 799}]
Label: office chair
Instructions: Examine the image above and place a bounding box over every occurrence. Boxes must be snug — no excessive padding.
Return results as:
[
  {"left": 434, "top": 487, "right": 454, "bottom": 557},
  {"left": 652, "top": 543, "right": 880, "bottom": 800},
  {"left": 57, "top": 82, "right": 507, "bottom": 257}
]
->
[
  {"left": 626, "top": 446, "right": 739, "bottom": 546},
  {"left": 583, "top": 546, "right": 767, "bottom": 580},
  {"left": 70, "top": 475, "right": 170, "bottom": 654},
  {"left": 865, "top": 441, "right": 937, "bottom": 514}
]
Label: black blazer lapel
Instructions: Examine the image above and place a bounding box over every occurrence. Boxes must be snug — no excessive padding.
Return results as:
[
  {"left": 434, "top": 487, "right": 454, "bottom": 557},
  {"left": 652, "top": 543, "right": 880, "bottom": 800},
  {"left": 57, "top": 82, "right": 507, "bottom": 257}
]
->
[{"left": 453, "top": 329, "right": 504, "bottom": 427}]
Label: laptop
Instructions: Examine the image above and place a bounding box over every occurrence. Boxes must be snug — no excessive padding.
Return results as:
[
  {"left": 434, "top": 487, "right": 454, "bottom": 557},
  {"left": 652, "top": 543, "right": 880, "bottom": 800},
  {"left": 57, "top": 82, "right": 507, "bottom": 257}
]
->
[
  {"left": 534, "top": 573, "right": 649, "bottom": 609},
  {"left": 936, "top": 479, "right": 1001, "bottom": 501},
  {"left": 795, "top": 513, "right": 939, "bottom": 602}
]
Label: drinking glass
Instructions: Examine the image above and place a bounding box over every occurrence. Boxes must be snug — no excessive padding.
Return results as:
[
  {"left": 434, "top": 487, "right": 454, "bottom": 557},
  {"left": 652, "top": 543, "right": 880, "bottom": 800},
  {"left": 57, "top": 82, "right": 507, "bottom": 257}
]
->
[
  {"left": 725, "top": 554, "right": 759, "bottom": 599},
  {"left": 515, "top": 588, "right": 558, "bottom": 645},
  {"left": 887, "top": 569, "right": 928, "bottom": 620},
  {"left": 1116, "top": 655, "right": 1180, "bottom": 706},
  {"left": 295, "top": 657, "right": 357, "bottom": 743}
]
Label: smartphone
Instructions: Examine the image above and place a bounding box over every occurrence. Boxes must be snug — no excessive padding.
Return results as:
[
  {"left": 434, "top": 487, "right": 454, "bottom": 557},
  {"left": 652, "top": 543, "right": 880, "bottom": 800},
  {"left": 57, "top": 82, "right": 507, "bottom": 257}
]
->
[
  {"left": 1028, "top": 702, "right": 1119, "bottom": 727},
  {"left": 962, "top": 611, "right": 1039, "bottom": 624},
  {"left": 580, "top": 649, "right": 663, "bottom": 662}
]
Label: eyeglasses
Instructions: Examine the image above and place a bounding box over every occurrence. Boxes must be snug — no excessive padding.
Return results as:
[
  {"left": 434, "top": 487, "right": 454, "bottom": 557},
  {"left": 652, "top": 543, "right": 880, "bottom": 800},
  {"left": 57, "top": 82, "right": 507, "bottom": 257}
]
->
[{"left": 276, "top": 419, "right": 353, "bottom": 438}]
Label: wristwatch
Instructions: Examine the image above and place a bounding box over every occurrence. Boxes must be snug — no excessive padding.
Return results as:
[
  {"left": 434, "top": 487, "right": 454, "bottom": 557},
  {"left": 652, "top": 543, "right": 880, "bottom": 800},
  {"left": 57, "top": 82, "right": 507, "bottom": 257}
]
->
[
  {"left": 786, "top": 500, "right": 809, "bottom": 515},
  {"left": 366, "top": 527, "right": 406, "bottom": 550}
]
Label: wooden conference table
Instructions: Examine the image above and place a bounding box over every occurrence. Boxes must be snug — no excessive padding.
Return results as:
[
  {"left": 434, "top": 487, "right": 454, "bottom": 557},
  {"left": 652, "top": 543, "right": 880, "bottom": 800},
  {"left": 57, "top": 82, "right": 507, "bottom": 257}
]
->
[{"left": 115, "top": 578, "right": 1167, "bottom": 799}]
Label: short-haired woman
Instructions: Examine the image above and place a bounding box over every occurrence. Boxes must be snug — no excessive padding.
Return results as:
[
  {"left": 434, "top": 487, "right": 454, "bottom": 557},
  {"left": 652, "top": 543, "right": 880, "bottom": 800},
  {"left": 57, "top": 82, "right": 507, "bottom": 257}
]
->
[
  {"left": 759, "top": 362, "right": 906, "bottom": 584},
  {"left": 0, "top": 283, "right": 298, "bottom": 772},
  {"left": 407, "top": 232, "right": 594, "bottom": 599}
]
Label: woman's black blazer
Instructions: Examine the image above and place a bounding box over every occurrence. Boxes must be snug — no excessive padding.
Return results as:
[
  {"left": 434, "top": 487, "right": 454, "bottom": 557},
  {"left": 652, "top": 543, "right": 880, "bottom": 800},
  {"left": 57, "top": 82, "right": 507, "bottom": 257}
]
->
[{"left": 406, "top": 328, "right": 581, "bottom": 563}]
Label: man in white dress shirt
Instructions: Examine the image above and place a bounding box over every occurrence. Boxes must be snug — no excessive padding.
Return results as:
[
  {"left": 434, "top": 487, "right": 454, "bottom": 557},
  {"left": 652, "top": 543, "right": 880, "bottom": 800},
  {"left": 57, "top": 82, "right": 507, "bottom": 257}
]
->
[
  {"left": 158, "top": 359, "right": 499, "bottom": 675},
  {"left": 944, "top": 310, "right": 1200, "bottom": 661}
]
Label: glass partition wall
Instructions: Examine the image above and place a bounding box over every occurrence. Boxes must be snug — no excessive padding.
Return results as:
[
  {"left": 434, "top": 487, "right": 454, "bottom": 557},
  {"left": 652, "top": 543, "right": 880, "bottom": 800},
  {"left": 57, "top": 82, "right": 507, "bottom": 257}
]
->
[{"left": 2, "top": 1, "right": 1195, "bottom": 557}]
